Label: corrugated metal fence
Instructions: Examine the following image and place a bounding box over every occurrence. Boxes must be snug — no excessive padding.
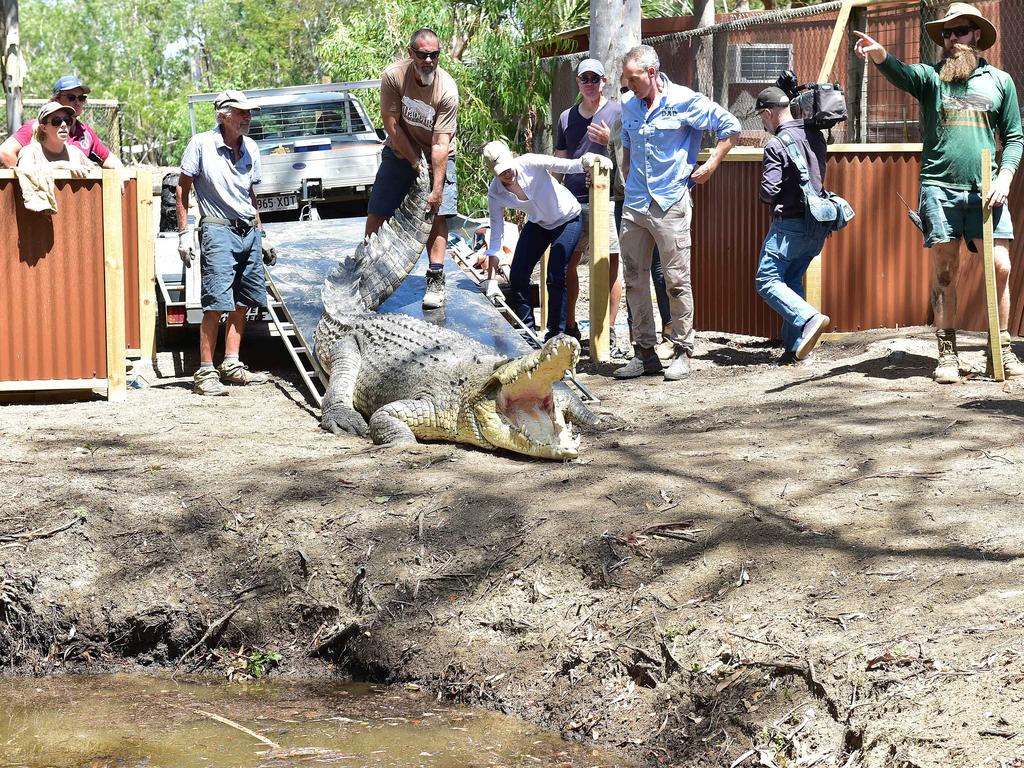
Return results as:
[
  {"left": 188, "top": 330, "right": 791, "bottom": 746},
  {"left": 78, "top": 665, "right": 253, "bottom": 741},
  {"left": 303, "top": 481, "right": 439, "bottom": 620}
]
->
[{"left": 0, "top": 170, "right": 155, "bottom": 398}]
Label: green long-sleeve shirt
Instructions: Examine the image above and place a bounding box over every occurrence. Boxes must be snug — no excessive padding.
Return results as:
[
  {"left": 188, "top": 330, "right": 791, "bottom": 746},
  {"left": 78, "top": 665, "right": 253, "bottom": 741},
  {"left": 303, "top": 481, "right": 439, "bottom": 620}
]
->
[{"left": 877, "top": 53, "right": 1023, "bottom": 191}]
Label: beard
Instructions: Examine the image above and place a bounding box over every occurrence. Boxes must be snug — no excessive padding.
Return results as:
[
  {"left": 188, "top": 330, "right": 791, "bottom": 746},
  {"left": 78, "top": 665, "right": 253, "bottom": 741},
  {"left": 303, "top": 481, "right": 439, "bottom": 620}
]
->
[
  {"left": 415, "top": 65, "right": 436, "bottom": 86},
  {"left": 939, "top": 43, "right": 979, "bottom": 83}
]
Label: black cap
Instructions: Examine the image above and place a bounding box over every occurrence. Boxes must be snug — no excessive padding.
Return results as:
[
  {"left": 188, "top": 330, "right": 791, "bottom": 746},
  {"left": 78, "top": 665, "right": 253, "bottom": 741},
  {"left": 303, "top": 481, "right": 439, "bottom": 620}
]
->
[{"left": 755, "top": 86, "right": 790, "bottom": 111}]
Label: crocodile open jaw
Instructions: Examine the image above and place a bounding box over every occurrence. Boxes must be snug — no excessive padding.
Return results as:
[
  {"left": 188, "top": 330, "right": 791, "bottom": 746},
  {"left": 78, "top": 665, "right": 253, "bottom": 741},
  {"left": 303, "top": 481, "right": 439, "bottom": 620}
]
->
[{"left": 474, "top": 336, "right": 582, "bottom": 459}]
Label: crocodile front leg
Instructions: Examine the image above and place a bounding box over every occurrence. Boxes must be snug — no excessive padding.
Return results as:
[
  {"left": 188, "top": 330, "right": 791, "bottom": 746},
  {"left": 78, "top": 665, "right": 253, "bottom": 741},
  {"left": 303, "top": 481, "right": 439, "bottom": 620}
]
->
[
  {"left": 368, "top": 399, "right": 438, "bottom": 446},
  {"left": 321, "top": 337, "right": 368, "bottom": 437}
]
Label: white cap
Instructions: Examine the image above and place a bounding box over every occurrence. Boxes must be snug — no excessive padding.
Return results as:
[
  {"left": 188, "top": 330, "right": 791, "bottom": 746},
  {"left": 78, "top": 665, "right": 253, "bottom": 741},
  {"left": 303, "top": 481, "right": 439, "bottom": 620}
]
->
[{"left": 483, "top": 140, "right": 515, "bottom": 176}]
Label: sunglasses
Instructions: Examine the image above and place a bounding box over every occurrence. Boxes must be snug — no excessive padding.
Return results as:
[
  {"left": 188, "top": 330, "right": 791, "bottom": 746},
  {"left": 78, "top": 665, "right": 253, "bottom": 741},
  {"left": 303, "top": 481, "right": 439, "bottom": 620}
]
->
[
  {"left": 60, "top": 93, "right": 88, "bottom": 102},
  {"left": 578, "top": 74, "right": 602, "bottom": 84},
  {"left": 46, "top": 115, "right": 74, "bottom": 126},
  {"left": 411, "top": 48, "right": 440, "bottom": 60},
  {"left": 620, "top": 86, "right": 630, "bottom": 94},
  {"left": 940, "top": 24, "right": 976, "bottom": 39}
]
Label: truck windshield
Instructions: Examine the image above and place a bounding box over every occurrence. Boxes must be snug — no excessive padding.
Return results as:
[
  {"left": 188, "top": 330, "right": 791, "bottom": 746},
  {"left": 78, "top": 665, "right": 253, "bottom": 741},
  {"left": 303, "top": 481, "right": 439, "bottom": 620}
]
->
[{"left": 249, "top": 99, "right": 369, "bottom": 141}]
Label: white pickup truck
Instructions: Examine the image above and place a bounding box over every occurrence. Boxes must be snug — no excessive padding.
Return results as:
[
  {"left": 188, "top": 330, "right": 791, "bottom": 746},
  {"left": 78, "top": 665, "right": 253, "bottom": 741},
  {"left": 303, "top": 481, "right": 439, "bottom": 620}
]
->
[
  {"left": 186, "top": 81, "right": 384, "bottom": 214},
  {"left": 157, "top": 82, "right": 384, "bottom": 333}
]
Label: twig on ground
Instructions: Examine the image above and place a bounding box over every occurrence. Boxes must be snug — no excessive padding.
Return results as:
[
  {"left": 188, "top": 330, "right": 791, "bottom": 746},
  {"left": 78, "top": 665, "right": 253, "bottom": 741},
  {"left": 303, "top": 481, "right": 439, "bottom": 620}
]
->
[
  {"left": 0, "top": 516, "right": 82, "bottom": 544},
  {"left": 176, "top": 604, "right": 241, "bottom": 669},
  {"left": 193, "top": 709, "right": 281, "bottom": 748}
]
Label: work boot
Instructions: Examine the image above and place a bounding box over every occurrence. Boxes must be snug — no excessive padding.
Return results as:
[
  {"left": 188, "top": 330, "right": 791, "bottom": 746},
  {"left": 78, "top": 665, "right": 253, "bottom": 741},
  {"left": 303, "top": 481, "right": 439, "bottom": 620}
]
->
[
  {"left": 796, "top": 313, "right": 830, "bottom": 360},
  {"left": 193, "top": 368, "right": 228, "bottom": 397},
  {"left": 986, "top": 331, "right": 1024, "bottom": 379},
  {"left": 663, "top": 347, "right": 691, "bottom": 381},
  {"left": 422, "top": 267, "right": 446, "bottom": 309},
  {"left": 613, "top": 348, "right": 663, "bottom": 379},
  {"left": 219, "top": 360, "right": 269, "bottom": 385},
  {"left": 933, "top": 328, "right": 960, "bottom": 384}
]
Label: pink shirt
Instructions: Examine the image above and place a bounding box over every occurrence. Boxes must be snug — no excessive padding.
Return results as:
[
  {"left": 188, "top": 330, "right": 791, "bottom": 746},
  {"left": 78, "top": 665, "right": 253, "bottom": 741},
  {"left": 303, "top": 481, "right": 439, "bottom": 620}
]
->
[{"left": 13, "top": 119, "right": 111, "bottom": 164}]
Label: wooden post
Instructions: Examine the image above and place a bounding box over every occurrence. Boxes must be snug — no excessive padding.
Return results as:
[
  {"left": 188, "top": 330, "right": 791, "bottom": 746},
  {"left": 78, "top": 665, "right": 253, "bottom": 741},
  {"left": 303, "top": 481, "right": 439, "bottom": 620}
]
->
[
  {"left": 539, "top": 247, "right": 549, "bottom": 332},
  {"left": 2, "top": 0, "right": 24, "bottom": 134},
  {"left": 817, "top": 0, "right": 853, "bottom": 82},
  {"left": 589, "top": 163, "right": 611, "bottom": 362},
  {"left": 102, "top": 169, "right": 127, "bottom": 400},
  {"left": 847, "top": 6, "right": 868, "bottom": 143},
  {"left": 134, "top": 169, "right": 157, "bottom": 362},
  {"left": 981, "top": 149, "right": 1003, "bottom": 380},
  {"left": 805, "top": 0, "right": 855, "bottom": 312}
]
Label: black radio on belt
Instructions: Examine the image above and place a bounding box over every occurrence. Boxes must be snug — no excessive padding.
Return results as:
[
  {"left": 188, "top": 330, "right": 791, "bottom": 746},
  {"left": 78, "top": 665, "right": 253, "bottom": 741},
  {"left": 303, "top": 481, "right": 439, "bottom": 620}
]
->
[{"left": 776, "top": 69, "right": 848, "bottom": 130}]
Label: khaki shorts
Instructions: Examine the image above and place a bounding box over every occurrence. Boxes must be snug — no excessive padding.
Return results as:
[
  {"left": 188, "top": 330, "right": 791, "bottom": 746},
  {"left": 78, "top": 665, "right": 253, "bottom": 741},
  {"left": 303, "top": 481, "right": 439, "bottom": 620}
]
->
[{"left": 574, "top": 202, "right": 620, "bottom": 259}]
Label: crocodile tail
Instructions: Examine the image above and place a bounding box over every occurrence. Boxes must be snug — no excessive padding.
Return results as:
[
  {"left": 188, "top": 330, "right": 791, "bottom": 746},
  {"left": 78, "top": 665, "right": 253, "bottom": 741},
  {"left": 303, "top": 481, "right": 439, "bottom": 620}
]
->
[{"left": 321, "top": 161, "right": 432, "bottom": 316}]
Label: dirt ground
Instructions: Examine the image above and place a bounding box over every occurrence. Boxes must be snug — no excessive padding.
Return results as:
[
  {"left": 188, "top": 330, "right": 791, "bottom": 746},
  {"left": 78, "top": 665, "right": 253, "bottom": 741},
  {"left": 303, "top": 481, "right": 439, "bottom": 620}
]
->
[{"left": 3, "top": 324, "right": 1024, "bottom": 768}]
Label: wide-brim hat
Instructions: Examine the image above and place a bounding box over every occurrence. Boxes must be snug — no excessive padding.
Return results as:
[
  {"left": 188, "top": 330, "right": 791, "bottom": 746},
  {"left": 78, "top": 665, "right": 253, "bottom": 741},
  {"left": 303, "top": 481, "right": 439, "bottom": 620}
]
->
[
  {"left": 38, "top": 102, "right": 76, "bottom": 123},
  {"left": 214, "top": 89, "right": 261, "bottom": 111},
  {"left": 483, "top": 140, "right": 515, "bottom": 176},
  {"left": 925, "top": 2, "right": 996, "bottom": 50}
]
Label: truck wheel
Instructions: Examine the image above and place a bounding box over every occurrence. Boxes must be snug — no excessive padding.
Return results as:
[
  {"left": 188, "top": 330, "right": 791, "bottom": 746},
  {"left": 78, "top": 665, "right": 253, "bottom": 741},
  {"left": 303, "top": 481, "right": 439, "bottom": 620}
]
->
[{"left": 159, "top": 172, "right": 179, "bottom": 233}]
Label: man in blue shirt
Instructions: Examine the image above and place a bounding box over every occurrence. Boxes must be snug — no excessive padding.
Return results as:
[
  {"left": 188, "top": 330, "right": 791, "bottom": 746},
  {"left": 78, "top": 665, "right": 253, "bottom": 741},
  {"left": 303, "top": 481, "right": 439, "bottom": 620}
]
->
[
  {"left": 614, "top": 45, "right": 741, "bottom": 381},
  {"left": 177, "top": 90, "right": 271, "bottom": 396}
]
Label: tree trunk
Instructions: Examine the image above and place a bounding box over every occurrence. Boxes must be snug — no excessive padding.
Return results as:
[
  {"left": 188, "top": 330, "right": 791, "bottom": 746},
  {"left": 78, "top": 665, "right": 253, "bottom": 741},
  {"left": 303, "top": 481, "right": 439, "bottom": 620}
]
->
[
  {"left": 692, "top": 0, "right": 716, "bottom": 95},
  {"left": 589, "top": 0, "right": 641, "bottom": 99},
  {"left": 2, "top": 0, "right": 24, "bottom": 136}
]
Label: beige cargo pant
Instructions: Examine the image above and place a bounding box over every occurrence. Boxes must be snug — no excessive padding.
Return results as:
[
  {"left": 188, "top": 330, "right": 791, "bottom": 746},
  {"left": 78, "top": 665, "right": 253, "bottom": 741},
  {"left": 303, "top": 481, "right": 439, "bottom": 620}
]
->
[{"left": 619, "top": 192, "right": 695, "bottom": 353}]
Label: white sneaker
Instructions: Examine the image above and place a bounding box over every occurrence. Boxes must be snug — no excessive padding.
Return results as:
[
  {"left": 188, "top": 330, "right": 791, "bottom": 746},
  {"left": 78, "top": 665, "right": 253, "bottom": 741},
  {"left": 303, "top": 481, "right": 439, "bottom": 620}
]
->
[{"left": 796, "top": 314, "right": 830, "bottom": 360}]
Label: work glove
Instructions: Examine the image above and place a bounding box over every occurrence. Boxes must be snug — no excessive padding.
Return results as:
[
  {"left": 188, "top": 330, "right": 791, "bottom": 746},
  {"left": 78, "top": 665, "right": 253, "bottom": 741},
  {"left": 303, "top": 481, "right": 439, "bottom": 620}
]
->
[
  {"left": 177, "top": 229, "right": 195, "bottom": 267},
  {"left": 580, "top": 152, "right": 613, "bottom": 172},
  {"left": 483, "top": 278, "right": 502, "bottom": 302},
  {"left": 260, "top": 230, "right": 278, "bottom": 267}
]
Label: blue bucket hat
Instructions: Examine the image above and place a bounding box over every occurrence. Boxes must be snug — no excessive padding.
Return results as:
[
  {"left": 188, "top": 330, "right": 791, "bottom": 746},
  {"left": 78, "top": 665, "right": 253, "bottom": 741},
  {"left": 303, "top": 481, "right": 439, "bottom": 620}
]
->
[{"left": 52, "top": 75, "right": 91, "bottom": 95}]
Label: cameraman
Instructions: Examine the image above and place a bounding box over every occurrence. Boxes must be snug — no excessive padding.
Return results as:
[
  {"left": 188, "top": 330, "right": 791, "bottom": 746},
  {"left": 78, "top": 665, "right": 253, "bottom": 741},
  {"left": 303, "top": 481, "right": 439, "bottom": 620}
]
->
[{"left": 754, "top": 86, "right": 831, "bottom": 364}]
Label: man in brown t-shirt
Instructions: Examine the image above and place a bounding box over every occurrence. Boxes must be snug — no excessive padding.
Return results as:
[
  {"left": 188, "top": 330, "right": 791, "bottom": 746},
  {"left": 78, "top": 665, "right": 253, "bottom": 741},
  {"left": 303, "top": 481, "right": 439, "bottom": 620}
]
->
[{"left": 366, "top": 27, "right": 459, "bottom": 309}]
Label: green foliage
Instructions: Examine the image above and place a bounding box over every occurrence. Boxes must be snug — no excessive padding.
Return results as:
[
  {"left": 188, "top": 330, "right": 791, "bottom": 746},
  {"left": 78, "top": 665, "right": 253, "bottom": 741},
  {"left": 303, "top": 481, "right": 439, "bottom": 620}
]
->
[
  {"left": 244, "top": 649, "right": 283, "bottom": 678},
  {"left": 318, "top": 0, "right": 569, "bottom": 216}
]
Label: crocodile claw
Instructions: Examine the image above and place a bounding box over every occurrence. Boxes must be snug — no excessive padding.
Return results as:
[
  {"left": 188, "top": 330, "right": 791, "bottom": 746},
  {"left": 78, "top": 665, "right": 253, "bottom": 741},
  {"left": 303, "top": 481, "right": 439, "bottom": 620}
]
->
[{"left": 321, "top": 406, "right": 369, "bottom": 437}]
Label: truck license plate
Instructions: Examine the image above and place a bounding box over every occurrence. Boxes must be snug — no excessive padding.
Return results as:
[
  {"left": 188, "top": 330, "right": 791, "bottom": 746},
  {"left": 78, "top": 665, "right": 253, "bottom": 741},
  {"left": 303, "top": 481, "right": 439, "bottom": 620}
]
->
[{"left": 257, "top": 194, "right": 298, "bottom": 212}]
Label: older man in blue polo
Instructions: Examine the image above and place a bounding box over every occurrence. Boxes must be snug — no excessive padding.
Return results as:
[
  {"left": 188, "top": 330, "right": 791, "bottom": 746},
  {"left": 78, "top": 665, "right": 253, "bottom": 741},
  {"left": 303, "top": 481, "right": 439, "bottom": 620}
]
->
[
  {"left": 614, "top": 44, "right": 741, "bottom": 382},
  {"left": 176, "top": 90, "right": 271, "bottom": 396}
]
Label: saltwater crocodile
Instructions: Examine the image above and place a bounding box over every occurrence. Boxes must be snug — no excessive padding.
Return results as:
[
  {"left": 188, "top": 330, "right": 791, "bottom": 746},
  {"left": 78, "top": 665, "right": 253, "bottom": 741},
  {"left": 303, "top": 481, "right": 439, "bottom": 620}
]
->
[{"left": 312, "top": 167, "right": 604, "bottom": 459}]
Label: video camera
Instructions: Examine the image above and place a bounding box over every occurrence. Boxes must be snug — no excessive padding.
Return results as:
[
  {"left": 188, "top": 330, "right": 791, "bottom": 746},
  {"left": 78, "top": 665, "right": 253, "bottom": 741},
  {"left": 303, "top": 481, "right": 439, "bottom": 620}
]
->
[{"left": 776, "top": 69, "right": 848, "bottom": 130}]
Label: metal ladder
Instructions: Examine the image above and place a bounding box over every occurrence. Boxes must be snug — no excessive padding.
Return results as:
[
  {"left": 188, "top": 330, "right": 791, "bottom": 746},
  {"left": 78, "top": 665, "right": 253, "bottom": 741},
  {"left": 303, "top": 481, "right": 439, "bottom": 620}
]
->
[
  {"left": 264, "top": 274, "right": 327, "bottom": 407},
  {"left": 446, "top": 239, "right": 599, "bottom": 404}
]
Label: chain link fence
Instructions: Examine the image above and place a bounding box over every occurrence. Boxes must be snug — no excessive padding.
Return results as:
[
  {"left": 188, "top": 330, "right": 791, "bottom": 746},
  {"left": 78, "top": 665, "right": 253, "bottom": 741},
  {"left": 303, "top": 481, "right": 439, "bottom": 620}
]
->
[{"left": 547, "top": 0, "right": 1021, "bottom": 148}]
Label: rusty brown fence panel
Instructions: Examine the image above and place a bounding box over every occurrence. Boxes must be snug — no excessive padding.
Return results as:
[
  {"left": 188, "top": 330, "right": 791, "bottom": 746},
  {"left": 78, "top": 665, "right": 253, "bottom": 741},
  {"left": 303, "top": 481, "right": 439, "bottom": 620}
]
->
[
  {"left": 692, "top": 149, "right": 1024, "bottom": 340},
  {"left": 0, "top": 176, "right": 108, "bottom": 383},
  {"left": 0, "top": 170, "right": 150, "bottom": 399},
  {"left": 692, "top": 156, "right": 778, "bottom": 338}
]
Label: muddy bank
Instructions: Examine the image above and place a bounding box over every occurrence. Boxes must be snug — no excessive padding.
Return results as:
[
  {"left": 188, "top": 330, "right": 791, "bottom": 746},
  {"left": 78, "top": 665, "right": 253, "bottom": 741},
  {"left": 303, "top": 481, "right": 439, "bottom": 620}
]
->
[{"left": 3, "top": 327, "right": 1024, "bottom": 767}]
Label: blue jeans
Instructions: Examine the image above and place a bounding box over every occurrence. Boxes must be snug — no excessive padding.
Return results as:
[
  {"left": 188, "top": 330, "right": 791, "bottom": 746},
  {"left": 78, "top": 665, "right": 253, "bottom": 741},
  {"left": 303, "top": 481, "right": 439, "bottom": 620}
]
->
[
  {"left": 508, "top": 214, "right": 583, "bottom": 340},
  {"left": 919, "top": 184, "right": 1013, "bottom": 247},
  {"left": 754, "top": 217, "right": 828, "bottom": 353}
]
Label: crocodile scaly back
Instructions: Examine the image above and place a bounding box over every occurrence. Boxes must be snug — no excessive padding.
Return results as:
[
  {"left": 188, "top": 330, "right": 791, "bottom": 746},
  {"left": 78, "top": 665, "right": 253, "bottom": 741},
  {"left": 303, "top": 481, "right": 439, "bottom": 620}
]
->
[{"left": 321, "top": 162, "right": 433, "bottom": 317}]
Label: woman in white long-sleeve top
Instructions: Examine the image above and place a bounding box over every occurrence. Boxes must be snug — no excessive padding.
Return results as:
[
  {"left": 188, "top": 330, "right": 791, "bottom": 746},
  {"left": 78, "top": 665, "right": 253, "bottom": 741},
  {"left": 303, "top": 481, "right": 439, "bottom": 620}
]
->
[{"left": 482, "top": 140, "right": 609, "bottom": 340}]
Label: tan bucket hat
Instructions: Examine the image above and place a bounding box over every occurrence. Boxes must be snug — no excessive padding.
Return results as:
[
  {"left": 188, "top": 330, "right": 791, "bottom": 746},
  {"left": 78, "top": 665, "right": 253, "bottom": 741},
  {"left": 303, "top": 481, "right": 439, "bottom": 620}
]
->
[{"left": 925, "top": 2, "right": 996, "bottom": 50}]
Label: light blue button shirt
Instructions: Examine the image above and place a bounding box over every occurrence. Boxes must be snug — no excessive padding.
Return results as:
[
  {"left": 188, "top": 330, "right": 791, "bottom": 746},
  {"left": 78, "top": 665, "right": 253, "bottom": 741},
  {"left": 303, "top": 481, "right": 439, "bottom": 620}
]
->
[
  {"left": 621, "top": 75, "right": 741, "bottom": 213},
  {"left": 180, "top": 125, "right": 262, "bottom": 220}
]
